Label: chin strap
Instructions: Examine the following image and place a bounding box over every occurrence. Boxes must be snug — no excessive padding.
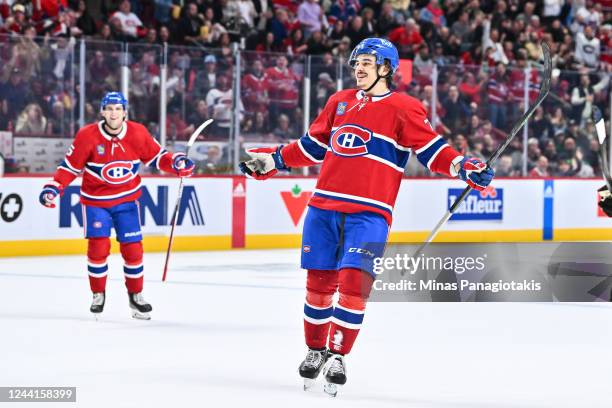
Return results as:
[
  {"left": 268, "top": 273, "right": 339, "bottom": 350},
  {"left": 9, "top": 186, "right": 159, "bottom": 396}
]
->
[{"left": 363, "top": 65, "right": 392, "bottom": 93}]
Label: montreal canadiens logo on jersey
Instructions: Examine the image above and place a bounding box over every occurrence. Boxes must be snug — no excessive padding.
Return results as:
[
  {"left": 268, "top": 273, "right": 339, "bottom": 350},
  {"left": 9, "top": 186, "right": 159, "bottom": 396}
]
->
[
  {"left": 100, "top": 161, "right": 138, "bottom": 184},
  {"left": 330, "top": 124, "right": 372, "bottom": 157}
]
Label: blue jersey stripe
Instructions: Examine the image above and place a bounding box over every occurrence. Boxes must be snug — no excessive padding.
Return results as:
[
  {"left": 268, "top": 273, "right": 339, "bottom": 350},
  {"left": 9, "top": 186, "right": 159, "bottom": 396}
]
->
[
  {"left": 300, "top": 134, "right": 327, "bottom": 161},
  {"left": 313, "top": 192, "right": 392, "bottom": 214},
  {"left": 415, "top": 138, "right": 447, "bottom": 169}
]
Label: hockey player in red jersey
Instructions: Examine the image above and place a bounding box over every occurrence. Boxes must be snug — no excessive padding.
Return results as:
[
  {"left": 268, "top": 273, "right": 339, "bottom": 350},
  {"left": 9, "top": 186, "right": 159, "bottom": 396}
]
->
[
  {"left": 240, "top": 38, "right": 495, "bottom": 396},
  {"left": 38, "top": 92, "right": 195, "bottom": 320}
]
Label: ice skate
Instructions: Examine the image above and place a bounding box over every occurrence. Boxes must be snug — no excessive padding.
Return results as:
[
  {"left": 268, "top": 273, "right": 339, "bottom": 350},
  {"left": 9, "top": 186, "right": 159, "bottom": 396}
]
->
[
  {"left": 90, "top": 292, "right": 105, "bottom": 318},
  {"left": 298, "top": 348, "right": 327, "bottom": 391},
  {"left": 322, "top": 352, "right": 346, "bottom": 397},
  {"left": 128, "top": 292, "right": 152, "bottom": 320}
]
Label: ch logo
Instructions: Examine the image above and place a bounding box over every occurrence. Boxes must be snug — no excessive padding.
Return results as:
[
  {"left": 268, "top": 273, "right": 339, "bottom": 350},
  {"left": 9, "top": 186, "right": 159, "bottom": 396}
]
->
[
  {"left": 101, "top": 161, "right": 136, "bottom": 184},
  {"left": 330, "top": 124, "right": 372, "bottom": 157}
]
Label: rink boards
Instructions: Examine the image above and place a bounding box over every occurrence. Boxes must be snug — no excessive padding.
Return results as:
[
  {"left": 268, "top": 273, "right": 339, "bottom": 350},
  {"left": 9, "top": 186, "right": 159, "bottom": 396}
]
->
[{"left": 0, "top": 176, "right": 610, "bottom": 256}]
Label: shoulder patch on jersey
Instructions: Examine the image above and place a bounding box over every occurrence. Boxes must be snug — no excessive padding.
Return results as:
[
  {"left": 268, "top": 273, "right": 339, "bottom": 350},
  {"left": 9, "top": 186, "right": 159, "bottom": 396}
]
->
[
  {"left": 336, "top": 102, "right": 347, "bottom": 116},
  {"left": 96, "top": 144, "right": 105, "bottom": 156}
]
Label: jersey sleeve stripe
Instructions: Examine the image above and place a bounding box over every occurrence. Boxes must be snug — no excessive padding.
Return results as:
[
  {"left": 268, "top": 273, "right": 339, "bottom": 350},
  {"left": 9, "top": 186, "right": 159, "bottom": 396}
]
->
[
  {"left": 307, "top": 132, "right": 329, "bottom": 149},
  {"left": 298, "top": 137, "right": 325, "bottom": 163},
  {"left": 426, "top": 144, "right": 450, "bottom": 170},
  {"left": 415, "top": 135, "right": 443, "bottom": 154},
  {"left": 58, "top": 163, "right": 79, "bottom": 176},
  {"left": 146, "top": 148, "right": 168, "bottom": 169},
  {"left": 62, "top": 157, "right": 81, "bottom": 172},
  {"left": 416, "top": 137, "right": 448, "bottom": 169}
]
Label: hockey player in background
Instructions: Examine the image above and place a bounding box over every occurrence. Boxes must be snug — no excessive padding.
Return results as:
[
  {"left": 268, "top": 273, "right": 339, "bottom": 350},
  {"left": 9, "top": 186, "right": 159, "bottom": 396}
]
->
[
  {"left": 38, "top": 92, "right": 195, "bottom": 320},
  {"left": 239, "top": 38, "right": 495, "bottom": 396}
]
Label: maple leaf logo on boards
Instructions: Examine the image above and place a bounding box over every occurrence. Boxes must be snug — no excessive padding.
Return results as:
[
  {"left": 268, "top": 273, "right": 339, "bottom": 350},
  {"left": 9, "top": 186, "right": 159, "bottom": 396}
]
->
[{"left": 280, "top": 184, "right": 313, "bottom": 226}]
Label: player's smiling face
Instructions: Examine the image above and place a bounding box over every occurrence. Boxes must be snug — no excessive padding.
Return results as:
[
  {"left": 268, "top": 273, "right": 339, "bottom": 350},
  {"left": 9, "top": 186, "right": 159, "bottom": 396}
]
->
[
  {"left": 353, "top": 54, "right": 386, "bottom": 89},
  {"left": 101, "top": 104, "right": 126, "bottom": 131}
]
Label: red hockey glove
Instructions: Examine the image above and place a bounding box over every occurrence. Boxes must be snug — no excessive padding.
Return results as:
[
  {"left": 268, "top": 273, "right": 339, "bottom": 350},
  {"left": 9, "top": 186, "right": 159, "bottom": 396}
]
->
[
  {"left": 39, "top": 183, "right": 63, "bottom": 208},
  {"left": 239, "top": 146, "right": 289, "bottom": 180},
  {"left": 458, "top": 157, "right": 495, "bottom": 191},
  {"left": 172, "top": 153, "right": 195, "bottom": 177}
]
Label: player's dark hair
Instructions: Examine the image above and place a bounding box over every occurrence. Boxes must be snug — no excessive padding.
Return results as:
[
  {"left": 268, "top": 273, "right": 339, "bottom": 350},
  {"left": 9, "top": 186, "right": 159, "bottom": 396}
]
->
[{"left": 382, "top": 60, "right": 393, "bottom": 89}]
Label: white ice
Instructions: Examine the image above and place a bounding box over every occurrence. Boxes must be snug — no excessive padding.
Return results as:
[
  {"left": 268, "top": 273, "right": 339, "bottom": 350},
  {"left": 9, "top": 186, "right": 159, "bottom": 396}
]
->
[{"left": 0, "top": 249, "right": 611, "bottom": 408}]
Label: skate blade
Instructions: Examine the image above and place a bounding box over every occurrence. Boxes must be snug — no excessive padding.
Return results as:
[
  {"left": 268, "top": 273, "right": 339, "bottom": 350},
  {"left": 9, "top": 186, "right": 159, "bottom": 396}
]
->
[
  {"left": 323, "top": 382, "right": 339, "bottom": 397},
  {"left": 303, "top": 378, "right": 316, "bottom": 391},
  {"left": 131, "top": 310, "right": 151, "bottom": 320}
]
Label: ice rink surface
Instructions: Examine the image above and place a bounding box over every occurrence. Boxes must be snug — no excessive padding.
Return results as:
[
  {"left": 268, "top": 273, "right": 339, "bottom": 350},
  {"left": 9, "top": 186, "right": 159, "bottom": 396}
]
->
[{"left": 1, "top": 248, "right": 611, "bottom": 408}]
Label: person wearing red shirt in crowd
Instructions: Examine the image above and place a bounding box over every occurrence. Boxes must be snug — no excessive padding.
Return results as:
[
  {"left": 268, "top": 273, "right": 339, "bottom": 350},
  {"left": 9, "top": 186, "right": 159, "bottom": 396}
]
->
[
  {"left": 265, "top": 54, "right": 300, "bottom": 119},
  {"left": 458, "top": 72, "right": 484, "bottom": 105},
  {"left": 388, "top": 18, "right": 423, "bottom": 58},
  {"left": 242, "top": 59, "right": 269, "bottom": 115},
  {"left": 487, "top": 62, "right": 510, "bottom": 129}
]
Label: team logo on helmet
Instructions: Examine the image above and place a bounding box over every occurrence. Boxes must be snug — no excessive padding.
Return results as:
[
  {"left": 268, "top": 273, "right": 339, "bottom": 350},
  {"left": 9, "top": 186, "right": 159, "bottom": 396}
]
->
[
  {"left": 100, "top": 161, "right": 137, "bottom": 184},
  {"left": 330, "top": 124, "right": 372, "bottom": 157}
]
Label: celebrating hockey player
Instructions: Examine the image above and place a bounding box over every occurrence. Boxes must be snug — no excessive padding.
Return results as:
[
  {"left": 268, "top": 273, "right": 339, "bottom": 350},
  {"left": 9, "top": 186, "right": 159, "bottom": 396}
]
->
[
  {"left": 239, "top": 38, "right": 495, "bottom": 396},
  {"left": 38, "top": 92, "right": 195, "bottom": 320}
]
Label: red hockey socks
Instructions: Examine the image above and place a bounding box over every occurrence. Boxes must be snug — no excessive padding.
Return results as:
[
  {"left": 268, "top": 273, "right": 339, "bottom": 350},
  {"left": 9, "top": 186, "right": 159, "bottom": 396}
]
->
[
  {"left": 303, "top": 269, "right": 338, "bottom": 349},
  {"left": 120, "top": 241, "right": 144, "bottom": 294},
  {"left": 87, "top": 238, "right": 110, "bottom": 293},
  {"left": 327, "top": 268, "right": 374, "bottom": 355}
]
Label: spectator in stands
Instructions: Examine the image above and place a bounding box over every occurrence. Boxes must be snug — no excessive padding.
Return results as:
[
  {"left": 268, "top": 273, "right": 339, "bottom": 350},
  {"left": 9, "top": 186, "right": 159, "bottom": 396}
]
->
[
  {"left": 76, "top": 0, "right": 98, "bottom": 36},
  {"left": 110, "top": 0, "right": 143, "bottom": 40},
  {"left": 159, "top": 25, "right": 171, "bottom": 43},
  {"left": 346, "top": 16, "right": 368, "bottom": 48},
  {"left": 178, "top": 2, "right": 204, "bottom": 45},
  {"left": 47, "top": 100, "right": 70, "bottom": 136},
  {"left": 388, "top": 18, "right": 423, "bottom": 58},
  {"left": 265, "top": 55, "right": 299, "bottom": 120},
  {"left": 0, "top": 99, "right": 10, "bottom": 131},
  {"left": 570, "top": 73, "right": 595, "bottom": 125},
  {"left": 487, "top": 62, "right": 510, "bottom": 129},
  {"left": 495, "top": 154, "right": 518, "bottom": 177},
  {"left": 140, "top": 27, "right": 158, "bottom": 45},
  {"left": 242, "top": 59, "right": 269, "bottom": 115},
  {"left": 574, "top": 25, "right": 600, "bottom": 69},
  {"left": 306, "top": 29, "right": 328, "bottom": 54},
  {"left": 331, "top": 35, "right": 351, "bottom": 58},
  {"left": 297, "top": 0, "right": 323, "bottom": 37},
  {"left": 15, "top": 103, "right": 48, "bottom": 135},
  {"left": 314, "top": 72, "right": 335, "bottom": 113},
  {"left": 376, "top": 2, "right": 401, "bottom": 36},
  {"left": 441, "top": 85, "right": 471, "bottom": 134},
  {"left": 188, "top": 99, "right": 210, "bottom": 129},
  {"left": 285, "top": 27, "right": 308, "bottom": 55},
  {"left": 206, "top": 74, "right": 244, "bottom": 138},
  {"left": 529, "top": 155, "right": 550, "bottom": 177},
  {"left": 0, "top": 68, "right": 28, "bottom": 120},
  {"left": 272, "top": 113, "right": 292, "bottom": 141}
]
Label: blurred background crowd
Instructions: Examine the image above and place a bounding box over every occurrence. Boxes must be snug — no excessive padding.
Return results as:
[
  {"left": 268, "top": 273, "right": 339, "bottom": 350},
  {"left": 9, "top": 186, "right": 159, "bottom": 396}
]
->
[{"left": 0, "top": 0, "right": 610, "bottom": 177}]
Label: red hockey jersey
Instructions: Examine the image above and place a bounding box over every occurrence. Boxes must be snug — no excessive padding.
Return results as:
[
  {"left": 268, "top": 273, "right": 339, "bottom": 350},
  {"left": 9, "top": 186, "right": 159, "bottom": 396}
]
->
[
  {"left": 50, "top": 120, "right": 178, "bottom": 207},
  {"left": 281, "top": 89, "right": 463, "bottom": 225}
]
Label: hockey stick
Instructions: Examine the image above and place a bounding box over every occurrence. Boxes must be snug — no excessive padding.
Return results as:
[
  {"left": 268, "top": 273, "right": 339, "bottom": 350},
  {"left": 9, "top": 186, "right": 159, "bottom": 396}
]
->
[
  {"left": 162, "top": 119, "right": 213, "bottom": 282},
  {"left": 592, "top": 106, "right": 612, "bottom": 190},
  {"left": 402, "top": 43, "right": 551, "bottom": 274}
]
